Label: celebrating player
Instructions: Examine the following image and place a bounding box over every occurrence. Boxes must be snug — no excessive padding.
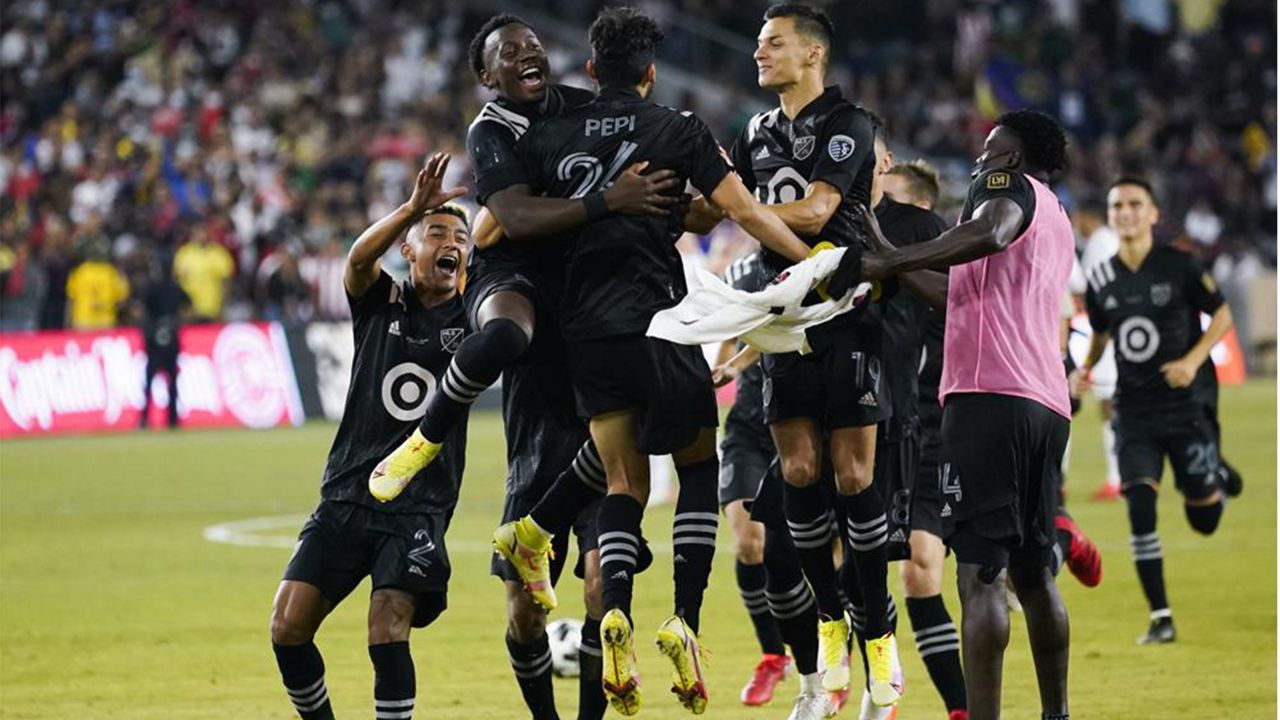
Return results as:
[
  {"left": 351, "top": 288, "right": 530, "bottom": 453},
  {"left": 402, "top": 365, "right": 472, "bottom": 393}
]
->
[
  {"left": 1075, "top": 177, "right": 1241, "bottom": 644},
  {"left": 733, "top": 4, "right": 900, "bottom": 710},
  {"left": 514, "top": 7, "right": 811, "bottom": 714},
  {"left": 831, "top": 109, "right": 1077, "bottom": 720},
  {"left": 269, "top": 154, "right": 469, "bottom": 720}
]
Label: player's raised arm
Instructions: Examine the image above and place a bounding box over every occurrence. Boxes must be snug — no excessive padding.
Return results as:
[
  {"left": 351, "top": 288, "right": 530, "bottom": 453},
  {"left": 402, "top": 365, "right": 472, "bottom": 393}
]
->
[
  {"left": 345, "top": 152, "right": 465, "bottom": 298},
  {"left": 709, "top": 172, "right": 810, "bottom": 262}
]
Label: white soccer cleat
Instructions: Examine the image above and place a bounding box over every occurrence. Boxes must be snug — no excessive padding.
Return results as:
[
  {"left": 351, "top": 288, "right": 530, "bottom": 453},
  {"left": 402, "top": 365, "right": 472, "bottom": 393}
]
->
[
  {"left": 786, "top": 690, "right": 834, "bottom": 720},
  {"left": 858, "top": 689, "right": 899, "bottom": 720}
]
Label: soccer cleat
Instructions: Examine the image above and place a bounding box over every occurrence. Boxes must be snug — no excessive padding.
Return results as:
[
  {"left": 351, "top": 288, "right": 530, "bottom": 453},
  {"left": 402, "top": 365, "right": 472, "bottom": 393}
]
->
[
  {"left": 825, "top": 687, "right": 849, "bottom": 718},
  {"left": 1055, "top": 514, "right": 1103, "bottom": 588},
  {"left": 786, "top": 690, "right": 834, "bottom": 720},
  {"left": 655, "top": 615, "right": 709, "bottom": 714},
  {"left": 369, "top": 428, "right": 441, "bottom": 502},
  {"left": 1090, "top": 483, "right": 1121, "bottom": 501},
  {"left": 858, "top": 689, "right": 899, "bottom": 720},
  {"left": 1138, "top": 615, "right": 1176, "bottom": 645},
  {"left": 817, "top": 616, "right": 850, "bottom": 691},
  {"left": 948, "top": 711, "right": 970, "bottom": 720},
  {"left": 740, "top": 653, "right": 790, "bottom": 706},
  {"left": 492, "top": 517, "right": 557, "bottom": 611},
  {"left": 601, "top": 608, "right": 642, "bottom": 715},
  {"left": 865, "top": 633, "right": 902, "bottom": 707}
]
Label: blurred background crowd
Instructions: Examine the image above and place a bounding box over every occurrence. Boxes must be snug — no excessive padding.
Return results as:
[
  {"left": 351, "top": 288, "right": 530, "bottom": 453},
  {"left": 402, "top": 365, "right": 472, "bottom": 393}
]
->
[{"left": 0, "top": 0, "right": 1274, "bottom": 364}]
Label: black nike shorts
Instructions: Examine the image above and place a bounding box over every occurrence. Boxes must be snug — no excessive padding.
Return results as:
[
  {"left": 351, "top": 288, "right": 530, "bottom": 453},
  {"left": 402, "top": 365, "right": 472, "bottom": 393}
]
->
[
  {"left": 762, "top": 331, "right": 890, "bottom": 430},
  {"left": 940, "top": 393, "right": 1069, "bottom": 573},
  {"left": 1114, "top": 413, "right": 1222, "bottom": 501},
  {"left": 568, "top": 335, "right": 718, "bottom": 455},
  {"left": 283, "top": 500, "right": 450, "bottom": 628}
]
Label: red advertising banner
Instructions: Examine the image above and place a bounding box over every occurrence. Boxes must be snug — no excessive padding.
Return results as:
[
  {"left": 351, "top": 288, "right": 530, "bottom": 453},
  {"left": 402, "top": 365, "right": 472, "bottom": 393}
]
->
[{"left": 0, "top": 322, "right": 304, "bottom": 437}]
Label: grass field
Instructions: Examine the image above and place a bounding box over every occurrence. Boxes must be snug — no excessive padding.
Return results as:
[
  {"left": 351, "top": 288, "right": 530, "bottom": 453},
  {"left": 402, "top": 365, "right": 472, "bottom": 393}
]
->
[{"left": 1, "top": 381, "right": 1275, "bottom": 719}]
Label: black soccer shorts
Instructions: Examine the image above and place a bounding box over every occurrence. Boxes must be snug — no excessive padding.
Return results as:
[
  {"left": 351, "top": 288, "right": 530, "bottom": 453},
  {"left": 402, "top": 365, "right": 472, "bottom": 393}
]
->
[
  {"left": 761, "top": 331, "right": 890, "bottom": 430},
  {"left": 876, "top": 425, "right": 924, "bottom": 561},
  {"left": 718, "top": 414, "right": 774, "bottom": 507},
  {"left": 568, "top": 335, "right": 718, "bottom": 456},
  {"left": 284, "top": 500, "right": 450, "bottom": 627},
  {"left": 940, "top": 393, "right": 1068, "bottom": 573},
  {"left": 1114, "top": 415, "right": 1222, "bottom": 501}
]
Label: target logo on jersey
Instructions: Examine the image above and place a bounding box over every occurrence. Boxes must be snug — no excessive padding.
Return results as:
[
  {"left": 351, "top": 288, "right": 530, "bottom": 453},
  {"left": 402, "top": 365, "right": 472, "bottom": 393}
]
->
[
  {"left": 380, "top": 362, "right": 438, "bottom": 421},
  {"left": 1117, "top": 316, "right": 1161, "bottom": 363}
]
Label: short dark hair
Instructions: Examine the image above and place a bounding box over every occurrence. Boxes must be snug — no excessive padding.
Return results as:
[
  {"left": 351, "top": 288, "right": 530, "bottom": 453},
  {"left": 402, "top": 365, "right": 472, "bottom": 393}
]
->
[
  {"left": 763, "top": 4, "right": 835, "bottom": 57},
  {"left": 588, "top": 7, "right": 664, "bottom": 88},
  {"left": 468, "top": 13, "right": 532, "bottom": 81},
  {"left": 1107, "top": 175, "right": 1159, "bottom": 206},
  {"left": 409, "top": 203, "right": 471, "bottom": 242},
  {"left": 995, "top": 109, "right": 1068, "bottom": 175},
  {"left": 887, "top": 161, "right": 941, "bottom": 207}
]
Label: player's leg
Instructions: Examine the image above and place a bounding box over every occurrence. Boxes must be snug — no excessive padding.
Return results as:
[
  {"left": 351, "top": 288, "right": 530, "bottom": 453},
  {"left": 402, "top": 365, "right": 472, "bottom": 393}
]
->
[
  {"left": 669, "top": 427, "right": 720, "bottom": 636},
  {"left": 726, "top": 498, "right": 790, "bottom": 706},
  {"left": 578, "top": 549, "right": 607, "bottom": 720},
  {"left": 1117, "top": 424, "right": 1176, "bottom": 643},
  {"left": 139, "top": 359, "right": 157, "bottom": 428},
  {"left": 372, "top": 290, "right": 535, "bottom": 499},
  {"left": 952, "top": 540, "right": 1012, "bottom": 720},
  {"left": 164, "top": 362, "right": 180, "bottom": 428},
  {"left": 902, "top": 530, "right": 966, "bottom": 718},
  {"left": 367, "top": 588, "right": 420, "bottom": 720},
  {"left": 1007, "top": 560, "right": 1069, "bottom": 719},
  {"left": 504, "top": 581, "right": 559, "bottom": 720},
  {"left": 763, "top": 524, "right": 832, "bottom": 719},
  {"left": 1176, "top": 426, "right": 1227, "bottom": 537},
  {"left": 271, "top": 581, "right": 336, "bottom": 720}
]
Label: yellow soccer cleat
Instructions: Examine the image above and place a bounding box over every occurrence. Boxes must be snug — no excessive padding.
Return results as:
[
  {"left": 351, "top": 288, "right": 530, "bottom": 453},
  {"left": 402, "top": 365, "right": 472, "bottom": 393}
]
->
[
  {"left": 369, "top": 428, "right": 441, "bottom": 502},
  {"left": 817, "top": 615, "right": 850, "bottom": 692},
  {"left": 601, "top": 608, "right": 642, "bottom": 716},
  {"left": 655, "top": 615, "right": 709, "bottom": 715},
  {"left": 866, "top": 633, "right": 903, "bottom": 707},
  {"left": 492, "top": 517, "right": 557, "bottom": 611}
]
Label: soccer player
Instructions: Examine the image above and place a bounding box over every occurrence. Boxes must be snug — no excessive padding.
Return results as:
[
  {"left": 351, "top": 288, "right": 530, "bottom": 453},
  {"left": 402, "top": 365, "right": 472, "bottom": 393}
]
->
[
  {"left": 1075, "top": 177, "right": 1239, "bottom": 644},
  {"left": 868, "top": 140, "right": 967, "bottom": 720},
  {"left": 712, "top": 254, "right": 793, "bottom": 708},
  {"left": 269, "top": 153, "right": 469, "bottom": 720},
  {"left": 881, "top": 161, "right": 942, "bottom": 211},
  {"left": 733, "top": 4, "right": 900, "bottom": 709},
  {"left": 830, "top": 109, "right": 1077, "bottom": 720},
  {"left": 515, "top": 7, "right": 811, "bottom": 714}
]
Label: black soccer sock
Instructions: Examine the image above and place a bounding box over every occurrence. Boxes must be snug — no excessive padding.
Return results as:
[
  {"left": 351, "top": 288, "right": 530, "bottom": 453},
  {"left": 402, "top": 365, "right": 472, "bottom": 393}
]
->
[
  {"left": 419, "top": 318, "right": 528, "bottom": 442},
  {"left": 1124, "top": 484, "right": 1169, "bottom": 614},
  {"left": 273, "top": 641, "right": 335, "bottom": 720},
  {"left": 1185, "top": 500, "right": 1224, "bottom": 535},
  {"left": 505, "top": 632, "right": 559, "bottom": 720},
  {"left": 737, "top": 560, "right": 786, "bottom": 656},
  {"left": 907, "top": 595, "right": 967, "bottom": 712},
  {"left": 673, "top": 458, "right": 719, "bottom": 634},
  {"left": 369, "top": 641, "right": 416, "bottom": 720},
  {"left": 842, "top": 485, "right": 891, "bottom": 639},
  {"left": 763, "top": 526, "right": 820, "bottom": 675},
  {"left": 578, "top": 617, "right": 607, "bottom": 720},
  {"left": 598, "top": 493, "right": 645, "bottom": 620},
  {"left": 783, "top": 482, "right": 844, "bottom": 619},
  {"left": 529, "top": 440, "right": 607, "bottom": 536}
]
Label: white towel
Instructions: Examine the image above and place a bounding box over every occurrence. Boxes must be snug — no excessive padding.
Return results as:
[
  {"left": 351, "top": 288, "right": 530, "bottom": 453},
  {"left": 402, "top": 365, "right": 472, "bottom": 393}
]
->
[{"left": 647, "top": 248, "right": 870, "bottom": 354}]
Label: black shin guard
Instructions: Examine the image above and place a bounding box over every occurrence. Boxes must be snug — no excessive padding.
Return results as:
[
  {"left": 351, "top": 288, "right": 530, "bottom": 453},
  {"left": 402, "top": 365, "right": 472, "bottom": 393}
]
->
[
  {"left": 1185, "top": 500, "right": 1223, "bottom": 535},
  {"left": 577, "top": 617, "right": 606, "bottom": 720},
  {"left": 1125, "top": 484, "right": 1169, "bottom": 613},
  {"left": 598, "top": 494, "right": 645, "bottom": 620},
  {"left": 529, "top": 440, "right": 607, "bottom": 536},
  {"left": 506, "top": 633, "right": 558, "bottom": 720},
  {"left": 738, "top": 560, "right": 786, "bottom": 656},
  {"left": 273, "top": 641, "right": 335, "bottom": 720},
  {"left": 369, "top": 641, "right": 416, "bottom": 720},
  {"left": 673, "top": 458, "right": 719, "bottom": 634},
  {"left": 784, "top": 482, "right": 844, "bottom": 618},
  {"left": 842, "top": 485, "right": 891, "bottom": 638},
  {"left": 906, "top": 595, "right": 967, "bottom": 712},
  {"left": 763, "top": 526, "right": 820, "bottom": 675},
  {"left": 420, "top": 318, "right": 528, "bottom": 442}
]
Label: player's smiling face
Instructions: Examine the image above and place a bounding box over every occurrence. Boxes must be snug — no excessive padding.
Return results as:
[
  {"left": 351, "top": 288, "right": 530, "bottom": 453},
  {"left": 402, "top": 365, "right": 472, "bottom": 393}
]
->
[
  {"left": 754, "top": 18, "right": 815, "bottom": 91},
  {"left": 1107, "top": 183, "right": 1160, "bottom": 241},
  {"left": 482, "top": 24, "right": 550, "bottom": 104},
  {"left": 403, "top": 212, "right": 470, "bottom": 296}
]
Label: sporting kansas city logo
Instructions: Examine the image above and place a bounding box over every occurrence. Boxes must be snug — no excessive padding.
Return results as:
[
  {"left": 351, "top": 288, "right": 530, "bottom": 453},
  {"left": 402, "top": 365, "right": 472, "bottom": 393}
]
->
[
  {"left": 793, "top": 135, "right": 815, "bottom": 160},
  {"left": 440, "top": 327, "right": 464, "bottom": 353},
  {"left": 828, "top": 134, "right": 856, "bottom": 162}
]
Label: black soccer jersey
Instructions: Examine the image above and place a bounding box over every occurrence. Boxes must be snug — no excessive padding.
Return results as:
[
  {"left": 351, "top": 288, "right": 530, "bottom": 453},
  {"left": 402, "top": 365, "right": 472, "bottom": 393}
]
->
[
  {"left": 321, "top": 272, "right": 468, "bottom": 514},
  {"left": 874, "top": 198, "right": 949, "bottom": 438},
  {"left": 1084, "top": 245, "right": 1225, "bottom": 425},
  {"left": 516, "top": 86, "right": 731, "bottom": 340},
  {"left": 723, "top": 253, "right": 769, "bottom": 437},
  {"left": 729, "top": 86, "right": 877, "bottom": 279},
  {"left": 959, "top": 169, "right": 1036, "bottom": 232},
  {"left": 466, "top": 83, "right": 596, "bottom": 271}
]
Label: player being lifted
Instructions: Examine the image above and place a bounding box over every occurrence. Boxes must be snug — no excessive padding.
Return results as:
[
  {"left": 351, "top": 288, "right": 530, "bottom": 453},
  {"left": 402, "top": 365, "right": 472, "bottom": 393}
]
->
[
  {"left": 731, "top": 3, "right": 900, "bottom": 709},
  {"left": 515, "top": 7, "right": 811, "bottom": 714},
  {"left": 270, "top": 154, "right": 469, "bottom": 720},
  {"left": 1075, "top": 177, "right": 1241, "bottom": 644}
]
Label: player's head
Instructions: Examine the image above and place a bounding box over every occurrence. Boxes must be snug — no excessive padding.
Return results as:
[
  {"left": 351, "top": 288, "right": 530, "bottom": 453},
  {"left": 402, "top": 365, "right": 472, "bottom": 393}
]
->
[
  {"left": 586, "top": 7, "right": 664, "bottom": 96},
  {"left": 756, "top": 4, "right": 834, "bottom": 91},
  {"left": 1106, "top": 176, "right": 1160, "bottom": 242},
  {"left": 884, "top": 161, "right": 940, "bottom": 210},
  {"left": 402, "top": 204, "right": 470, "bottom": 297},
  {"left": 973, "top": 109, "right": 1068, "bottom": 181},
  {"left": 469, "top": 14, "right": 549, "bottom": 105},
  {"left": 869, "top": 112, "right": 894, "bottom": 177}
]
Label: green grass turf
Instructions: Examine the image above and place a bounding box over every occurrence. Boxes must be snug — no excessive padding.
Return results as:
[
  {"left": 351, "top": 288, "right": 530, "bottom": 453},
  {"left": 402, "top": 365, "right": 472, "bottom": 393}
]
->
[{"left": 1, "top": 380, "right": 1274, "bottom": 719}]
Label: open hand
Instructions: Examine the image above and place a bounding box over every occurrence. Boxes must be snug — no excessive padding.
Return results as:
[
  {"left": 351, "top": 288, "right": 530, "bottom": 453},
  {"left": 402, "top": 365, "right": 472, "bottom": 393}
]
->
[{"left": 407, "top": 152, "right": 467, "bottom": 216}]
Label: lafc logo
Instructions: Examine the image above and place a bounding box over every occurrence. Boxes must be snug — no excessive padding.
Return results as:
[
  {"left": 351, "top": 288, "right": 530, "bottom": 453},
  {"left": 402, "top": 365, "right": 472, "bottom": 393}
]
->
[{"left": 986, "top": 172, "right": 1010, "bottom": 190}]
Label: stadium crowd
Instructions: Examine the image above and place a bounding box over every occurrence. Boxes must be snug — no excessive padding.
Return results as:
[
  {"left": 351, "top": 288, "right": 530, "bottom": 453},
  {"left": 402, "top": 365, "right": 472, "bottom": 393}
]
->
[{"left": 0, "top": 0, "right": 1273, "bottom": 363}]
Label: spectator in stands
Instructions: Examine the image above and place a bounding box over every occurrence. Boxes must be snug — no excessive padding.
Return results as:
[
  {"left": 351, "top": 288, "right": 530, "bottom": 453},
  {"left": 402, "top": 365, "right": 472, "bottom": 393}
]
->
[
  {"left": 65, "top": 237, "right": 129, "bottom": 330},
  {"left": 0, "top": 239, "right": 47, "bottom": 331},
  {"left": 173, "top": 224, "right": 234, "bottom": 322}
]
